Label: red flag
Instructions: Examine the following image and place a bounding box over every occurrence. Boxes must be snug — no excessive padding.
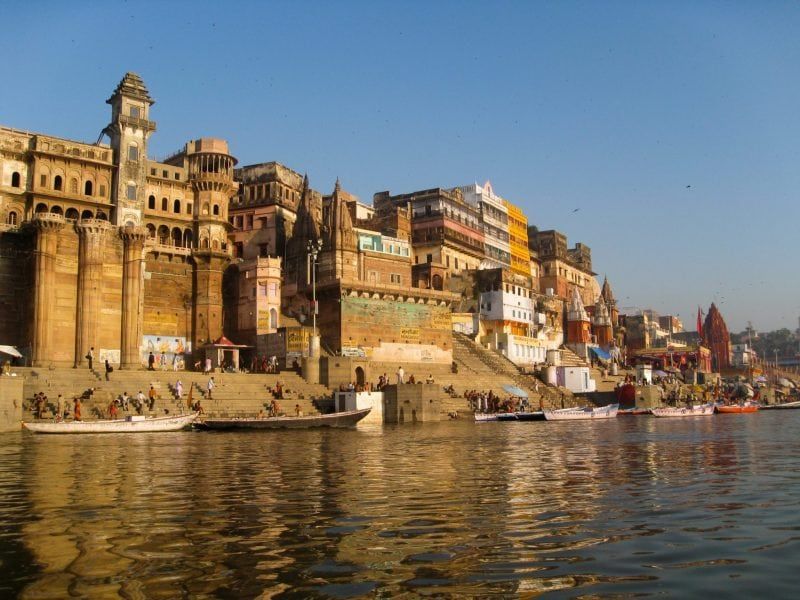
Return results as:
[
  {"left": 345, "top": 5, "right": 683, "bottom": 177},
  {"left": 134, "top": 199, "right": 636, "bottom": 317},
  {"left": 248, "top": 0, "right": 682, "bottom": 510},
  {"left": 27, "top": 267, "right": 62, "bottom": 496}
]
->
[{"left": 697, "top": 307, "right": 704, "bottom": 340}]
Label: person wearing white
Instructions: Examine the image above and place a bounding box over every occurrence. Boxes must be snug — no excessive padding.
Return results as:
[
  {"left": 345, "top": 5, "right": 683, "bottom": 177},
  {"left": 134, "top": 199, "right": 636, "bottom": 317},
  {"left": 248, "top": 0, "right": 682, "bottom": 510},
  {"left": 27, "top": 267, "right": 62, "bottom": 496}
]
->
[
  {"left": 175, "top": 380, "right": 183, "bottom": 400},
  {"left": 396, "top": 366, "right": 405, "bottom": 384},
  {"left": 206, "top": 377, "right": 215, "bottom": 399}
]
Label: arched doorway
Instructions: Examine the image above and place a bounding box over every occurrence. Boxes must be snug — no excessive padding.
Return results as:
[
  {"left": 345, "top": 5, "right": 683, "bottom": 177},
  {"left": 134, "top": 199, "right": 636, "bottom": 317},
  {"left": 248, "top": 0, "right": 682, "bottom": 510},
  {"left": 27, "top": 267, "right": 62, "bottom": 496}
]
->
[{"left": 355, "top": 366, "right": 365, "bottom": 387}]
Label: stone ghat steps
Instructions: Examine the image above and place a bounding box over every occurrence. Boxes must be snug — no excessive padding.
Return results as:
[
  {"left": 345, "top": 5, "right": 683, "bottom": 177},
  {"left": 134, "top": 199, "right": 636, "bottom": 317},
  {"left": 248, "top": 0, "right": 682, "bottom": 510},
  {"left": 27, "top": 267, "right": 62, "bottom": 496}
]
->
[
  {"left": 18, "top": 368, "right": 331, "bottom": 419},
  {"left": 451, "top": 333, "right": 578, "bottom": 410}
]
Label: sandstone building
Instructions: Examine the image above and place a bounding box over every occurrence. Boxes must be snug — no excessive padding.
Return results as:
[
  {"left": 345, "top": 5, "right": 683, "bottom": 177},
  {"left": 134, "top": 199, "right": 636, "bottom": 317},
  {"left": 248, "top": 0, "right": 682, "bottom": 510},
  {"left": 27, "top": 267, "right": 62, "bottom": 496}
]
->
[{"left": 0, "top": 73, "right": 236, "bottom": 367}]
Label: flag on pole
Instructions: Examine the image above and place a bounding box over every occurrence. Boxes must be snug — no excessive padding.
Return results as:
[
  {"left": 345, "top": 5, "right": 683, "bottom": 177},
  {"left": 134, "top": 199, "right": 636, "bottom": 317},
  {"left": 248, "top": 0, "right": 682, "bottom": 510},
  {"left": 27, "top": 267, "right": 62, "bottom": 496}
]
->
[{"left": 697, "top": 306, "right": 704, "bottom": 340}]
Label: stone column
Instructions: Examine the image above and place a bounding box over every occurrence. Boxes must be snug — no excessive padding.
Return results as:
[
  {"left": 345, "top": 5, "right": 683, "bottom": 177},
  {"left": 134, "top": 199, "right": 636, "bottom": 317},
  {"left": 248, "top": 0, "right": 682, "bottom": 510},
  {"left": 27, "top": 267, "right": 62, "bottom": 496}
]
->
[
  {"left": 74, "top": 220, "right": 111, "bottom": 368},
  {"left": 192, "top": 249, "right": 230, "bottom": 350},
  {"left": 120, "top": 225, "right": 148, "bottom": 368},
  {"left": 31, "top": 214, "right": 65, "bottom": 367}
]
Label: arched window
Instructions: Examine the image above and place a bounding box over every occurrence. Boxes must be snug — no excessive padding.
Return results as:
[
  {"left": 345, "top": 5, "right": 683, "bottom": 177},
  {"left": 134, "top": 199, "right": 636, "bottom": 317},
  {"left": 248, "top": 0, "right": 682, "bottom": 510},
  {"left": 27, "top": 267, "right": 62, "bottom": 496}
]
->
[
  {"left": 96, "top": 211, "right": 107, "bottom": 221},
  {"left": 212, "top": 204, "right": 220, "bottom": 216},
  {"left": 201, "top": 237, "right": 209, "bottom": 249},
  {"left": 84, "top": 180, "right": 93, "bottom": 195},
  {"left": 148, "top": 195, "right": 156, "bottom": 210},
  {"left": 66, "top": 208, "right": 79, "bottom": 221},
  {"left": 50, "top": 205, "right": 63, "bottom": 216},
  {"left": 186, "top": 202, "right": 193, "bottom": 215},
  {"left": 11, "top": 172, "right": 21, "bottom": 187},
  {"left": 173, "top": 199, "right": 181, "bottom": 213},
  {"left": 69, "top": 178, "right": 78, "bottom": 194},
  {"left": 172, "top": 227, "right": 182, "bottom": 247},
  {"left": 212, "top": 239, "right": 220, "bottom": 250},
  {"left": 53, "top": 175, "right": 63, "bottom": 191},
  {"left": 202, "top": 203, "right": 209, "bottom": 215},
  {"left": 183, "top": 229, "right": 193, "bottom": 248},
  {"left": 270, "top": 308, "right": 278, "bottom": 330},
  {"left": 35, "top": 203, "right": 48, "bottom": 214},
  {"left": 157, "top": 225, "right": 170, "bottom": 245},
  {"left": 6, "top": 211, "right": 17, "bottom": 225},
  {"left": 146, "top": 224, "right": 156, "bottom": 238},
  {"left": 81, "top": 210, "right": 94, "bottom": 220},
  {"left": 161, "top": 197, "right": 168, "bottom": 211}
]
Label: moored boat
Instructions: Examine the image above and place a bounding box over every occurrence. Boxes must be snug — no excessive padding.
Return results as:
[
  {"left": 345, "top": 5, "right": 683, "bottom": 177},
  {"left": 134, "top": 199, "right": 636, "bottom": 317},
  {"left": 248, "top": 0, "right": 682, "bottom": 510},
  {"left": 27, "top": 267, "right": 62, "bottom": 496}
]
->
[
  {"left": 515, "top": 411, "right": 546, "bottom": 421},
  {"left": 475, "top": 413, "right": 499, "bottom": 422},
  {"left": 618, "top": 407, "right": 652, "bottom": 416},
  {"left": 651, "top": 403, "right": 714, "bottom": 418},
  {"left": 543, "top": 403, "right": 619, "bottom": 421},
  {"left": 197, "top": 408, "right": 370, "bottom": 430},
  {"left": 23, "top": 413, "right": 198, "bottom": 434},
  {"left": 715, "top": 401, "right": 759, "bottom": 414},
  {"left": 760, "top": 400, "right": 800, "bottom": 410}
]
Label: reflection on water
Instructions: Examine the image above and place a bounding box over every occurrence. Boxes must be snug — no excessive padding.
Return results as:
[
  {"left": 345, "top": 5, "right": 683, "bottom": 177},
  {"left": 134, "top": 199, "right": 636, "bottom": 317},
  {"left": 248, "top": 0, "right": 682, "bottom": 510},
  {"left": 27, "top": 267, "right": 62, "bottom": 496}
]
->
[{"left": 1, "top": 413, "right": 799, "bottom": 597}]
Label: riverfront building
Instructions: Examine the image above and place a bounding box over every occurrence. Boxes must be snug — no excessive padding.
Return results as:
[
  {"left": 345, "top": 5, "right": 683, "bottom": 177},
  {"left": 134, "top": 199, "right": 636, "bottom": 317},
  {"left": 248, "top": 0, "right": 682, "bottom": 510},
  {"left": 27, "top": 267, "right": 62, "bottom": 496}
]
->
[{"left": 0, "top": 73, "right": 234, "bottom": 368}]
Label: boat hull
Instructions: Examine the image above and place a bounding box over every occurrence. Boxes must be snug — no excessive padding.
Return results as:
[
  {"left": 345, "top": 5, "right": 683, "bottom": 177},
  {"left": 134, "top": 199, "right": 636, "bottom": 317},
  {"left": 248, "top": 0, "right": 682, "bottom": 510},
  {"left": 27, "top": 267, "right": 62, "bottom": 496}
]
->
[
  {"left": 618, "top": 408, "right": 652, "bottom": 416},
  {"left": 715, "top": 404, "right": 759, "bottom": 414},
  {"left": 543, "top": 404, "right": 619, "bottom": 421},
  {"left": 198, "top": 408, "right": 371, "bottom": 430},
  {"left": 22, "top": 413, "right": 198, "bottom": 434},
  {"left": 760, "top": 401, "right": 800, "bottom": 410},
  {"left": 515, "top": 411, "right": 546, "bottom": 421},
  {"left": 651, "top": 404, "right": 715, "bottom": 418}
]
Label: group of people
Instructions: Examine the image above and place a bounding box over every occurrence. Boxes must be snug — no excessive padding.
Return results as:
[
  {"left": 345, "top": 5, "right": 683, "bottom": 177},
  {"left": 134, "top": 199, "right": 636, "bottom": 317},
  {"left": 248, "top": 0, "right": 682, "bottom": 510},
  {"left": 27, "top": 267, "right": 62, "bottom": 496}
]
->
[
  {"left": 146, "top": 351, "right": 183, "bottom": 372},
  {"left": 32, "top": 392, "right": 81, "bottom": 421},
  {"left": 465, "top": 389, "right": 531, "bottom": 414},
  {"left": 250, "top": 355, "right": 279, "bottom": 374}
]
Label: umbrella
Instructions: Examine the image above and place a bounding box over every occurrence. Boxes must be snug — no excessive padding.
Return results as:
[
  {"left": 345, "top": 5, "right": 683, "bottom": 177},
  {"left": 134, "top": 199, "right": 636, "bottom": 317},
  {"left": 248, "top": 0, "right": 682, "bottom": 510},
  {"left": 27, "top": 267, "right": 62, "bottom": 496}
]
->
[
  {"left": 502, "top": 384, "right": 529, "bottom": 398},
  {"left": 777, "top": 378, "right": 794, "bottom": 388},
  {"left": 653, "top": 370, "right": 668, "bottom": 377},
  {"left": 0, "top": 345, "right": 22, "bottom": 358},
  {"left": 755, "top": 376, "right": 768, "bottom": 383}
]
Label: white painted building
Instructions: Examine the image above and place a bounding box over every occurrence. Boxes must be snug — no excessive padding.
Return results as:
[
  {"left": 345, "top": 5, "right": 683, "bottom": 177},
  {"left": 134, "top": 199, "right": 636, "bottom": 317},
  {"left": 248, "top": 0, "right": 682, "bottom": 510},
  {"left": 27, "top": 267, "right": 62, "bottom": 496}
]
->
[{"left": 458, "top": 181, "right": 511, "bottom": 270}]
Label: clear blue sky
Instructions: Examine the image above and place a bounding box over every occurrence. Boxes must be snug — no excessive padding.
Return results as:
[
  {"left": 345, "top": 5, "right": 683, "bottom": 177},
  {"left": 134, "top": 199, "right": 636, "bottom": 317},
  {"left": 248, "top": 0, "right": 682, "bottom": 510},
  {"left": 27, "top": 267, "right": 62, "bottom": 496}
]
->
[{"left": 2, "top": 1, "right": 799, "bottom": 333}]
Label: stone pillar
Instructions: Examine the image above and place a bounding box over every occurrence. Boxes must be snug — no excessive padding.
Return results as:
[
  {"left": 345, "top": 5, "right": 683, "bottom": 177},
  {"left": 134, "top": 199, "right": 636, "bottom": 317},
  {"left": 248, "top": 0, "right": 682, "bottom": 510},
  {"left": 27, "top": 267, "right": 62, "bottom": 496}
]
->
[
  {"left": 120, "top": 225, "right": 148, "bottom": 368},
  {"left": 74, "top": 220, "right": 111, "bottom": 368},
  {"left": 31, "top": 214, "right": 65, "bottom": 367},
  {"left": 192, "top": 250, "right": 230, "bottom": 349}
]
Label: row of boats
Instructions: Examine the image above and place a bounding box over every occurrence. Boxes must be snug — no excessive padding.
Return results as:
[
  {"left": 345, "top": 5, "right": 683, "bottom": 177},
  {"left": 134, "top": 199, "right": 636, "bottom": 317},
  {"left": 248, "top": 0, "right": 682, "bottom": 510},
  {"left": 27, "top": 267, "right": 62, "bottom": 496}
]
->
[
  {"left": 21, "top": 408, "right": 373, "bottom": 434},
  {"left": 475, "top": 399, "right": 799, "bottom": 422}
]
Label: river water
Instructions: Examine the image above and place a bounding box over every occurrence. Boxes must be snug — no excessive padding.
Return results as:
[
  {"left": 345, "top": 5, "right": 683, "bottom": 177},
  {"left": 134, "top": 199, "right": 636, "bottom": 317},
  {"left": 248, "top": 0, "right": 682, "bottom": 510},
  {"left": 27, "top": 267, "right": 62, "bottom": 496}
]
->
[{"left": 1, "top": 412, "right": 798, "bottom": 598}]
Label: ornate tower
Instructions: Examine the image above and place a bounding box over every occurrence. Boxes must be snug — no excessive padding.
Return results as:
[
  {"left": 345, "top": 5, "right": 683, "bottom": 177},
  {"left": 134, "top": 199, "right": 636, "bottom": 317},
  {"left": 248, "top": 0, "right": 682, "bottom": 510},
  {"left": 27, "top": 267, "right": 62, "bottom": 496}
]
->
[
  {"left": 318, "top": 179, "right": 358, "bottom": 283},
  {"left": 105, "top": 72, "right": 156, "bottom": 226},
  {"left": 592, "top": 297, "right": 613, "bottom": 346},
  {"left": 601, "top": 276, "right": 618, "bottom": 327},
  {"left": 703, "top": 303, "right": 731, "bottom": 372},
  {"left": 186, "top": 138, "right": 237, "bottom": 348},
  {"left": 566, "top": 286, "right": 592, "bottom": 344}
]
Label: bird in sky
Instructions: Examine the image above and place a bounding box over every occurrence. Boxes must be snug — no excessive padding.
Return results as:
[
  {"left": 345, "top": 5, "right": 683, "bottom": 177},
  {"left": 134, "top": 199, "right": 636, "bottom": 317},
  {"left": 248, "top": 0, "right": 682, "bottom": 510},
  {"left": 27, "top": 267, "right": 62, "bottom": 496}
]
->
[
  {"left": 686, "top": 185, "right": 691, "bottom": 188},
  {"left": 572, "top": 208, "right": 580, "bottom": 213}
]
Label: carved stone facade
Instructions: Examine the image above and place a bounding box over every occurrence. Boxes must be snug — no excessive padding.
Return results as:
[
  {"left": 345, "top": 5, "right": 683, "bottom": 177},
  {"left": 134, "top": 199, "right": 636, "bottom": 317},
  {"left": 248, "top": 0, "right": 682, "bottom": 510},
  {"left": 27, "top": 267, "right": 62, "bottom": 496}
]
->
[
  {"left": 0, "top": 73, "right": 236, "bottom": 366},
  {"left": 703, "top": 303, "right": 731, "bottom": 372}
]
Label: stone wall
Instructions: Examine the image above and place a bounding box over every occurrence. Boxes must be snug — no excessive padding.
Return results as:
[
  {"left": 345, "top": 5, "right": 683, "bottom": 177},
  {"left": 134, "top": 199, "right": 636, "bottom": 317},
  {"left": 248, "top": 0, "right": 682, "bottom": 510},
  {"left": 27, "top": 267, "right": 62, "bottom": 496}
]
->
[
  {"left": 382, "top": 383, "right": 441, "bottom": 424},
  {"left": 0, "top": 232, "right": 33, "bottom": 354},
  {"left": 0, "top": 377, "right": 23, "bottom": 432}
]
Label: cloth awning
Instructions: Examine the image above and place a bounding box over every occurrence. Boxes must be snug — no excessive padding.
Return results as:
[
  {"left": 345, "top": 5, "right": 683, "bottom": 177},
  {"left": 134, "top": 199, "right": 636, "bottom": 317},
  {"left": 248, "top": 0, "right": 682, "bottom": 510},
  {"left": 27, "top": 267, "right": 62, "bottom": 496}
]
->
[
  {"left": 590, "top": 346, "right": 612, "bottom": 361},
  {"left": 0, "top": 345, "right": 23, "bottom": 358}
]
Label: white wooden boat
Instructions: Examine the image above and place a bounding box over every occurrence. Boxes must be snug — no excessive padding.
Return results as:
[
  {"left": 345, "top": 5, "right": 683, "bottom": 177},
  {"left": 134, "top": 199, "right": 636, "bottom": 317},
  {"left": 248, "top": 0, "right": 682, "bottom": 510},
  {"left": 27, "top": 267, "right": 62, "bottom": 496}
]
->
[
  {"left": 543, "top": 403, "right": 619, "bottom": 421},
  {"left": 474, "top": 413, "right": 499, "bottom": 422},
  {"left": 760, "top": 400, "right": 800, "bottom": 410},
  {"left": 23, "top": 413, "right": 198, "bottom": 434},
  {"left": 651, "top": 403, "right": 715, "bottom": 418},
  {"left": 197, "top": 408, "right": 370, "bottom": 430}
]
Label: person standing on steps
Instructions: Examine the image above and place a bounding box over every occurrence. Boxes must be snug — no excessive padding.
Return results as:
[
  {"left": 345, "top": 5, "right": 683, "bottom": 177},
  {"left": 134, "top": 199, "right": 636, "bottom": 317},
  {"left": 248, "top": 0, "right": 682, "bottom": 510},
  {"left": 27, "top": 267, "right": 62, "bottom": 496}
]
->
[
  {"left": 87, "top": 347, "right": 94, "bottom": 370},
  {"left": 397, "top": 366, "right": 405, "bottom": 384},
  {"left": 148, "top": 385, "right": 157, "bottom": 411},
  {"left": 206, "top": 376, "right": 215, "bottom": 400},
  {"left": 56, "top": 394, "right": 65, "bottom": 422},
  {"left": 148, "top": 352, "right": 155, "bottom": 371},
  {"left": 105, "top": 359, "right": 113, "bottom": 381},
  {"left": 175, "top": 380, "right": 183, "bottom": 403},
  {"left": 137, "top": 390, "right": 147, "bottom": 413}
]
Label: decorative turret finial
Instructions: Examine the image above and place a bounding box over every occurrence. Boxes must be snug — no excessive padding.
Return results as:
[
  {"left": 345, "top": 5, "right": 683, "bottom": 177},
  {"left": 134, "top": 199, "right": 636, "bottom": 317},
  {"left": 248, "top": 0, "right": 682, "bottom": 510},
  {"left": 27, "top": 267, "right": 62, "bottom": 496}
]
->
[{"left": 334, "top": 177, "right": 341, "bottom": 193}]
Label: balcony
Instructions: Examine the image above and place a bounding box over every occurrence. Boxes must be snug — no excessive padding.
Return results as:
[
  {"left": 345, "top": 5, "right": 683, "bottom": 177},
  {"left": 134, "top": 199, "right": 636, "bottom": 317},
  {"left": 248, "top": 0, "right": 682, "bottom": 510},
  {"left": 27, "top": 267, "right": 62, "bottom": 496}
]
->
[{"left": 119, "top": 114, "right": 156, "bottom": 132}]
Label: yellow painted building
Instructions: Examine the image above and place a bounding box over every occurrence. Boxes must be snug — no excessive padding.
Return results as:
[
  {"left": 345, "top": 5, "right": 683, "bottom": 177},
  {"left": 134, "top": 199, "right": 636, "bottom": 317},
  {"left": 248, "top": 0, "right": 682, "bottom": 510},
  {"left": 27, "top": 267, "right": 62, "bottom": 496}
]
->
[{"left": 504, "top": 199, "right": 531, "bottom": 277}]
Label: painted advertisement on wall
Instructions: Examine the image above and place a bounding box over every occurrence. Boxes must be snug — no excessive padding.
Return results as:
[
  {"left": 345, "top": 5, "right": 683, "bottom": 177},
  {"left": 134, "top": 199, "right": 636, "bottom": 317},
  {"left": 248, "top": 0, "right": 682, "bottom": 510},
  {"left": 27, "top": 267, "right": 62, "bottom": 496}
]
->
[{"left": 140, "top": 335, "right": 190, "bottom": 367}]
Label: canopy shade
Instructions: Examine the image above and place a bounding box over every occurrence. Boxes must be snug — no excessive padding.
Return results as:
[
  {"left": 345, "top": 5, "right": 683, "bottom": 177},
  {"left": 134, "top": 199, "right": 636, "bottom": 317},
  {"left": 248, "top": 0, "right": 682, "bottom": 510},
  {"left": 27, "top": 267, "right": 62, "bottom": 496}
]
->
[
  {"left": 502, "top": 384, "right": 529, "bottom": 398},
  {"left": 590, "top": 346, "right": 612, "bottom": 361},
  {"left": 0, "top": 345, "right": 22, "bottom": 358}
]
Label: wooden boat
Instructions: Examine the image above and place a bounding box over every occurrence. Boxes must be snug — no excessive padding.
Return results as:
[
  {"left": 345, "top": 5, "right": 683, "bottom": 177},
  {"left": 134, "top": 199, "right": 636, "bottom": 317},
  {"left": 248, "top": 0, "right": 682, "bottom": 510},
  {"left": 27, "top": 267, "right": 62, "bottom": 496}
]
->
[
  {"left": 618, "top": 407, "right": 651, "bottom": 416},
  {"left": 543, "top": 403, "right": 619, "bottom": 421},
  {"left": 475, "top": 413, "right": 499, "bottom": 422},
  {"left": 197, "top": 408, "right": 370, "bottom": 430},
  {"left": 760, "top": 400, "right": 800, "bottom": 410},
  {"left": 651, "top": 403, "right": 715, "bottom": 418},
  {"left": 715, "top": 401, "right": 759, "bottom": 414},
  {"left": 515, "top": 411, "right": 546, "bottom": 421},
  {"left": 23, "top": 413, "right": 197, "bottom": 434}
]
